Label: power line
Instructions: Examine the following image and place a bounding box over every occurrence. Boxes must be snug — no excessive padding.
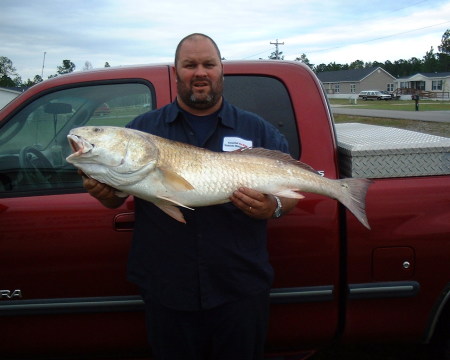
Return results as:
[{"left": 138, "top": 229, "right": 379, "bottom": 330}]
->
[{"left": 308, "top": 20, "right": 450, "bottom": 54}]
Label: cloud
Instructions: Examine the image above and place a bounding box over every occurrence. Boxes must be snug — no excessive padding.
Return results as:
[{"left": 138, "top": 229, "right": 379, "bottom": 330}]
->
[{"left": 1, "top": 0, "right": 449, "bottom": 81}]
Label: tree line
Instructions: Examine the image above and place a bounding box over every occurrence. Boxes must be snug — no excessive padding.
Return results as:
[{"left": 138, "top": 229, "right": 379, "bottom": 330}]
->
[
  {"left": 0, "top": 59, "right": 111, "bottom": 88},
  {"left": 1, "top": 30, "right": 449, "bottom": 89},
  {"left": 272, "top": 29, "right": 450, "bottom": 76}
]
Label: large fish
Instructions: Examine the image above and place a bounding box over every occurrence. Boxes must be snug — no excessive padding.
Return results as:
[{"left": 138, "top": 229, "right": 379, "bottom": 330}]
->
[{"left": 66, "top": 126, "right": 372, "bottom": 229}]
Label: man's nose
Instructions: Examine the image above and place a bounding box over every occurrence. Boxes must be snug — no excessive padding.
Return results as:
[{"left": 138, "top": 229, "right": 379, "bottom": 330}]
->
[{"left": 194, "top": 65, "right": 208, "bottom": 76}]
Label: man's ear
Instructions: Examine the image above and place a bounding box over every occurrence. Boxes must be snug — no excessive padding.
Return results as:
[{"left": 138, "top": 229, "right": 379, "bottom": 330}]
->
[{"left": 172, "top": 65, "right": 177, "bottom": 81}]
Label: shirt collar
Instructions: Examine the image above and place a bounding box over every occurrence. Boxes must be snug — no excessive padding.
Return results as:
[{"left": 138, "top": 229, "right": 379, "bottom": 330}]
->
[{"left": 166, "top": 98, "right": 237, "bottom": 129}]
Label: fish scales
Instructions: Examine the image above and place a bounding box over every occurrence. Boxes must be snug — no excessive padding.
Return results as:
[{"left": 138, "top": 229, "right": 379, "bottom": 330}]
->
[{"left": 66, "top": 126, "right": 372, "bottom": 229}]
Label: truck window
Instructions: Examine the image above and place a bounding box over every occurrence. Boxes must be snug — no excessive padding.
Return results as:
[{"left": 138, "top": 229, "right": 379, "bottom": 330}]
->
[
  {"left": 224, "top": 75, "right": 300, "bottom": 159},
  {"left": 0, "top": 82, "right": 154, "bottom": 196}
]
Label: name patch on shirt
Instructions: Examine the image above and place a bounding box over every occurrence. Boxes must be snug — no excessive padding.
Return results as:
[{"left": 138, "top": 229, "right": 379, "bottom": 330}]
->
[{"left": 222, "top": 137, "right": 253, "bottom": 152}]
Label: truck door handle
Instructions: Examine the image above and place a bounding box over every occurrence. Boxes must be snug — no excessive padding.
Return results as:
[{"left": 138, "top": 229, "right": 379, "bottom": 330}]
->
[{"left": 114, "top": 212, "right": 135, "bottom": 232}]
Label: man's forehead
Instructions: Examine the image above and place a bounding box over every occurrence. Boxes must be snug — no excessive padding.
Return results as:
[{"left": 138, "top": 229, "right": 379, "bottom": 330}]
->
[{"left": 178, "top": 38, "right": 219, "bottom": 59}]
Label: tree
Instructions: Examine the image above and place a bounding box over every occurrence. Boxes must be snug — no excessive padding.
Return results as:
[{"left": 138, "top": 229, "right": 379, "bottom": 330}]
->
[
  {"left": 57, "top": 60, "right": 76, "bottom": 75},
  {"left": 0, "top": 56, "right": 18, "bottom": 87},
  {"left": 104, "top": 62, "right": 111, "bottom": 68},
  {"left": 438, "top": 29, "right": 450, "bottom": 55},
  {"left": 23, "top": 75, "right": 43, "bottom": 87},
  {"left": 269, "top": 50, "right": 284, "bottom": 60},
  {"left": 422, "top": 47, "right": 439, "bottom": 73},
  {"left": 83, "top": 61, "right": 93, "bottom": 71},
  {"left": 349, "top": 60, "right": 364, "bottom": 69},
  {"left": 437, "top": 29, "right": 450, "bottom": 72},
  {"left": 295, "top": 53, "right": 314, "bottom": 69},
  {"left": 313, "top": 63, "right": 328, "bottom": 73}
]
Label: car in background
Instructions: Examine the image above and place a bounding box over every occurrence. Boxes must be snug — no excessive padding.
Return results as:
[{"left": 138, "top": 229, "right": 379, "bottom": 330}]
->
[
  {"left": 358, "top": 90, "right": 392, "bottom": 100},
  {"left": 93, "top": 102, "right": 111, "bottom": 116}
]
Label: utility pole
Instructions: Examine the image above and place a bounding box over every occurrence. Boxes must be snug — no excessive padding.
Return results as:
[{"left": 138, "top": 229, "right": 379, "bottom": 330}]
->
[
  {"left": 41, "top": 52, "right": 46, "bottom": 78},
  {"left": 270, "top": 39, "right": 284, "bottom": 60}
]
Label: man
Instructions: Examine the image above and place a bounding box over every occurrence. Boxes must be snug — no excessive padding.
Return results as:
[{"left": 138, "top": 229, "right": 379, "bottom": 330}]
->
[{"left": 82, "top": 33, "right": 298, "bottom": 360}]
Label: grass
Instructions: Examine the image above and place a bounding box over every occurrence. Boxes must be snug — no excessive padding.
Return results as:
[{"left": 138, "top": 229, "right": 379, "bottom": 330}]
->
[
  {"left": 329, "top": 98, "right": 450, "bottom": 138},
  {"left": 329, "top": 98, "right": 450, "bottom": 111}
]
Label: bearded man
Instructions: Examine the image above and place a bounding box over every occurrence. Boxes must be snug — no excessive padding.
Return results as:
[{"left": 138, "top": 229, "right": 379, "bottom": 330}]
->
[{"left": 82, "top": 33, "right": 297, "bottom": 360}]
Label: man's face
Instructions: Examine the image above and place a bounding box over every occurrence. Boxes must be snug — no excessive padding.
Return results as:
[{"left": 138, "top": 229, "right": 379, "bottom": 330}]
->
[{"left": 175, "top": 37, "right": 224, "bottom": 111}]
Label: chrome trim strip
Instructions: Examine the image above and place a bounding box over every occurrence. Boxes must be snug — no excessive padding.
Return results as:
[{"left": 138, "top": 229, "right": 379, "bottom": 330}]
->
[
  {"left": 0, "top": 296, "right": 145, "bottom": 317},
  {"left": 270, "top": 286, "right": 334, "bottom": 303},
  {"left": 0, "top": 286, "right": 336, "bottom": 316},
  {"left": 348, "top": 281, "right": 420, "bottom": 300}
]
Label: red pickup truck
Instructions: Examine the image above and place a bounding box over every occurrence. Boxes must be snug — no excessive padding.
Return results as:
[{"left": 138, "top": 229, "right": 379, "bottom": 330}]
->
[{"left": 1, "top": 61, "right": 449, "bottom": 359}]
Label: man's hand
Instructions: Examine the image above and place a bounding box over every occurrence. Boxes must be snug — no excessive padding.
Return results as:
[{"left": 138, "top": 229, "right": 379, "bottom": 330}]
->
[
  {"left": 229, "top": 187, "right": 285, "bottom": 220},
  {"left": 78, "top": 170, "right": 126, "bottom": 209},
  {"left": 230, "top": 187, "right": 299, "bottom": 220}
]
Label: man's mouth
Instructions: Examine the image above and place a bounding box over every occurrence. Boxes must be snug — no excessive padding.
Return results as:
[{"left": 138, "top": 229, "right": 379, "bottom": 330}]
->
[{"left": 192, "top": 80, "right": 210, "bottom": 89}]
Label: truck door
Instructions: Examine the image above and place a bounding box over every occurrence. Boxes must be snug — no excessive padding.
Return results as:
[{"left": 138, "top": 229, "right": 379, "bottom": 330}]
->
[
  {"left": 222, "top": 62, "right": 342, "bottom": 352},
  {"left": 0, "top": 77, "right": 167, "bottom": 357}
]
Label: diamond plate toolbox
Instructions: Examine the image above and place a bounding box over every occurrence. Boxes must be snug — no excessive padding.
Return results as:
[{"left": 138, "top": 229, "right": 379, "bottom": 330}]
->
[{"left": 335, "top": 123, "right": 450, "bottom": 178}]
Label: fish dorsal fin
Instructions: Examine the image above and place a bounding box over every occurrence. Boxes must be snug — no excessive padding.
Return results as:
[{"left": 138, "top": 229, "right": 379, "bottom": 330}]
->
[
  {"left": 233, "top": 147, "right": 319, "bottom": 174},
  {"left": 159, "top": 167, "right": 194, "bottom": 192}
]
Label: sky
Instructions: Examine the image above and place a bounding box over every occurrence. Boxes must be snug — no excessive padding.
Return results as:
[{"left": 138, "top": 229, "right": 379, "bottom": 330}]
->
[{"left": 2, "top": 0, "right": 450, "bottom": 81}]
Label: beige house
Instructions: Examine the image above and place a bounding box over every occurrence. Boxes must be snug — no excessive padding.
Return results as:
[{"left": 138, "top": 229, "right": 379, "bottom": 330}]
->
[
  {"left": 316, "top": 67, "right": 396, "bottom": 99},
  {"left": 394, "top": 72, "right": 450, "bottom": 99}
]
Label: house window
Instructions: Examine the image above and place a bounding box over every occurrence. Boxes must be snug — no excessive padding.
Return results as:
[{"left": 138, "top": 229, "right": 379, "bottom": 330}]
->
[
  {"left": 350, "top": 84, "right": 356, "bottom": 93},
  {"left": 334, "top": 84, "right": 340, "bottom": 93},
  {"left": 387, "top": 83, "right": 394, "bottom": 92},
  {"left": 432, "top": 80, "right": 443, "bottom": 90}
]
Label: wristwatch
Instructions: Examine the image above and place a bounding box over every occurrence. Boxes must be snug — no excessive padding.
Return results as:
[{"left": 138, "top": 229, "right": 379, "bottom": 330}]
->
[{"left": 272, "top": 196, "right": 283, "bottom": 218}]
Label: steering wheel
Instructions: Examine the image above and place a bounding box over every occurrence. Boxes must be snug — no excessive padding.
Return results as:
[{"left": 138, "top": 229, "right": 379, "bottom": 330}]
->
[{"left": 19, "top": 146, "right": 58, "bottom": 188}]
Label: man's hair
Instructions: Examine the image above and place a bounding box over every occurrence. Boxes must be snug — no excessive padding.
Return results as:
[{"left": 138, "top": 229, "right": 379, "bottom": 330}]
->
[{"left": 174, "top": 33, "right": 222, "bottom": 66}]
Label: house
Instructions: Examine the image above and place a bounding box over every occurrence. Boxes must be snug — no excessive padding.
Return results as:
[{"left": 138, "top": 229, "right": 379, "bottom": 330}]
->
[
  {"left": 316, "top": 67, "right": 396, "bottom": 99},
  {"left": 394, "top": 72, "right": 450, "bottom": 99},
  {"left": 0, "top": 87, "right": 22, "bottom": 109}
]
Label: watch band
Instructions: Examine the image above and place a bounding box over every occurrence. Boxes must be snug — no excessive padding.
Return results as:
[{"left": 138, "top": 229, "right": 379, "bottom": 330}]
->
[{"left": 272, "top": 195, "right": 283, "bottom": 218}]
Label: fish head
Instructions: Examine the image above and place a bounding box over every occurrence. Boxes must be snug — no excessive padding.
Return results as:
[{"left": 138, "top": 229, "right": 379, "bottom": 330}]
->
[{"left": 66, "top": 126, "right": 158, "bottom": 186}]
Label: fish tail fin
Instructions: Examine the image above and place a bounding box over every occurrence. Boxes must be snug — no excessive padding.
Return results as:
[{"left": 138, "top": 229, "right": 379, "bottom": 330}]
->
[{"left": 335, "top": 178, "right": 372, "bottom": 230}]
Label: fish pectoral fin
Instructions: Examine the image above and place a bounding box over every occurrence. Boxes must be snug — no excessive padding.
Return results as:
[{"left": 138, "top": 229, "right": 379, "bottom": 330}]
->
[
  {"left": 159, "top": 167, "right": 194, "bottom": 192},
  {"left": 155, "top": 196, "right": 194, "bottom": 224},
  {"left": 156, "top": 204, "right": 187, "bottom": 224},
  {"left": 274, "top": 189, "right": 305, "bottom": 199},
  {"left": 156, "top": 196, "right": 194, "bottom": 211}
]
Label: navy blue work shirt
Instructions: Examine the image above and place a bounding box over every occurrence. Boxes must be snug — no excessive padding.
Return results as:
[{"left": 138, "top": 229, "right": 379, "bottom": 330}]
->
[{"left": 126, "top": 99, "right": 289, "bottom": 311}]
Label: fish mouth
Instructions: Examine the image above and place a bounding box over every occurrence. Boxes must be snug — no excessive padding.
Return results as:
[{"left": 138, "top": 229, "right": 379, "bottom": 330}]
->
[{"left": 67, "top": 134, "right": 94, "bottom": 157}]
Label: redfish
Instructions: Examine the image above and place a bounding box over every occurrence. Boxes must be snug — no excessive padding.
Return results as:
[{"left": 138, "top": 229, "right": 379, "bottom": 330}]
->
[{"left": 67, "top": 126, "right": 371, "bottom": 228}]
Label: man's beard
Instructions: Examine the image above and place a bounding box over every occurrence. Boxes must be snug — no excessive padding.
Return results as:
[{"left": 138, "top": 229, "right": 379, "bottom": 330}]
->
[{"left": 177, "top": 75, "right": 223, "bottom": 110}]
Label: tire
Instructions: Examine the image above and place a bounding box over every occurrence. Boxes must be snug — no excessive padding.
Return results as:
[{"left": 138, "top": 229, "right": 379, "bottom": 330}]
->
[{"left": 430, "top": 303, "right": 450, "bottom": 359}]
